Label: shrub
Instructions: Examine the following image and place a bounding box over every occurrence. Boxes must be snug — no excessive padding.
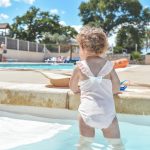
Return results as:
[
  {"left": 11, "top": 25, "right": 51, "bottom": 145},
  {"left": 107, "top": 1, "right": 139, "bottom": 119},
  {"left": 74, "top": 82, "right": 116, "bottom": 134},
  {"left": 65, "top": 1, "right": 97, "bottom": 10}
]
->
[
  {"left": 131, "top": 51, "right": 141, "bottom": 60},
  {"left": 113, "top": 46, "right": 123, "bottom": 54}
]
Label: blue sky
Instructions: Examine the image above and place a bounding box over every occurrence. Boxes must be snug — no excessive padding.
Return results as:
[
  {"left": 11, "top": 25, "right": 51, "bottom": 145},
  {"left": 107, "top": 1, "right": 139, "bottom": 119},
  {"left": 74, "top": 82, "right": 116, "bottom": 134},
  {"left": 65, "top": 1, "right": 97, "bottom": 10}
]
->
[
  {"left": 0, "top": 0, "right": 149, "bottom": 31},
  {"left": 0, "top": 0, "right": 86, "bottom": 31}
]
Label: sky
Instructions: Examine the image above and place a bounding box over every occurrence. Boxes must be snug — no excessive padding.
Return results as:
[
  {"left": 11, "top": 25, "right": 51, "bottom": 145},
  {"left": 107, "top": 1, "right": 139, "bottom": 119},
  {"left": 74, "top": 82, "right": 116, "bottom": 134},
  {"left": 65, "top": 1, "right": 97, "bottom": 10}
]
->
[
  {"left": 0, "top": 0, "right": 149, "bottom": 49},
  {"left": 0, "top": 0, "right": 86, "bottom": 31},
  {"left": 0, "top": 0, "right": 149, "bottom": 30}
]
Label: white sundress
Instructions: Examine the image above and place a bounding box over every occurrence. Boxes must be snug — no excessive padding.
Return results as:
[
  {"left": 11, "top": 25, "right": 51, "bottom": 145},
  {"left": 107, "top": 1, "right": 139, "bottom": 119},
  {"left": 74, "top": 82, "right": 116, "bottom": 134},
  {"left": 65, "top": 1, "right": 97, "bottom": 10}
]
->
[{"left": 76, "top": 60, "right": 116, "bottom": 129}]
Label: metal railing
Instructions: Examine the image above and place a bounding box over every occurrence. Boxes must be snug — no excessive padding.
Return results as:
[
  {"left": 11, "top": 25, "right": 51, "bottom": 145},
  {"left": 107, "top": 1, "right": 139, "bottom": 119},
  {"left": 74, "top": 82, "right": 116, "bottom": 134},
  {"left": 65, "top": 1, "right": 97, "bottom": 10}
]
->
[{"left": 0, "top": 36, "right": 45, "bottom": 53}]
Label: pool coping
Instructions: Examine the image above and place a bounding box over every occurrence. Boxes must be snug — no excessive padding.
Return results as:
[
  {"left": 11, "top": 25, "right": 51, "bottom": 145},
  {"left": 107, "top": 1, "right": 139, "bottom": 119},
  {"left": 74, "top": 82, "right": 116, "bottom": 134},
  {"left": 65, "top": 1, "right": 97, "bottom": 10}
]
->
[{"left": 0, "top": 82, "right": 150, "bottom": 115}]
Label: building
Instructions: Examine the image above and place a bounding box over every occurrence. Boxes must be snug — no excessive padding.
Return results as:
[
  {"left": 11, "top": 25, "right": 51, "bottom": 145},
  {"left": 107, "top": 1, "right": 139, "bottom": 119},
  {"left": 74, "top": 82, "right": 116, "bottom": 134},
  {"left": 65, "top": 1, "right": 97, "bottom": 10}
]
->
[{"left": 0, "top": 23, "right": 10, "bottom": 36}]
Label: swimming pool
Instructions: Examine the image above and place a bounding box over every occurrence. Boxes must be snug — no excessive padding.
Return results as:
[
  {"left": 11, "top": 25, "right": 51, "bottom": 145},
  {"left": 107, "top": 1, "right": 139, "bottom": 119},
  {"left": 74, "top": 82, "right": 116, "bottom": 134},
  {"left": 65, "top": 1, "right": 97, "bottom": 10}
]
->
[
  {"left": 0, "top": 108, "right": 150, "bottom": 150},
  {"left": 0, "top": 63, "right": 74, "bottom": 70}
]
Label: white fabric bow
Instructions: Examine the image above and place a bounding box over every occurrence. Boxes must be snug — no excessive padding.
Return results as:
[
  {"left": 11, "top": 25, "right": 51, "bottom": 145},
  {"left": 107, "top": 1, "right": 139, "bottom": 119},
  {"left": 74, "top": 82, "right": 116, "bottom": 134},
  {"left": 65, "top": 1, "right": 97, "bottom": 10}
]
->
[{"left": 89, "top": 76, "right": 103, "bottom": 84}]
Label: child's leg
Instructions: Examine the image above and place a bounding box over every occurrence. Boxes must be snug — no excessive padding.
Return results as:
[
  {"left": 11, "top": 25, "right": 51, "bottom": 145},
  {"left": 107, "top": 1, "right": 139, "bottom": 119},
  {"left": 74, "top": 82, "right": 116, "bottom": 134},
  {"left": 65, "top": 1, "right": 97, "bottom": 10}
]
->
[
  {"left": 102, "top": 116, "right": 120, "bottom": 138},
  {"left": 79, "top": 115, "right": 95, "bottom": 137},
  {"left": 102, "top": 116, "right": 125, "bottom": 150},
  {"left": 77, "top": 115, "right": 95, "bottom": 150}
]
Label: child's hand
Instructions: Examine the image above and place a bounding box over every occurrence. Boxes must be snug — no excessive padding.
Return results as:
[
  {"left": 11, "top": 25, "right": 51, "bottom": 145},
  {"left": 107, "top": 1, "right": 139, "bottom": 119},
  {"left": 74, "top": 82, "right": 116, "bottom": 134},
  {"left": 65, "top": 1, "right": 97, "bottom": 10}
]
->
[
  {"left": 113, "top": 91, "right": 123, "bottom": 96},
  {"left": 70, "top": 90, "right": 80, "bottom": 95},
  {"left": 74, "top": 90, "right": 81, "bottom": 94},
  {"left": 115, "top": 91, "right": 123, "bottom": 95}
]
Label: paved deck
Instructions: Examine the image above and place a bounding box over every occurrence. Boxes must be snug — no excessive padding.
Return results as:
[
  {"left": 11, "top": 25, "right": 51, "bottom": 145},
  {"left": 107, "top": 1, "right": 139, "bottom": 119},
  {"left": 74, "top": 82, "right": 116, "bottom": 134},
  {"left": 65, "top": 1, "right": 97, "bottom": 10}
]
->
[
  {"left": 117, "top": 65, "right": 150, "bottom": 85},
  {"left": 0, "top": 70, "right": 49, "bottom": 84},
  {"left": 0, "top": 65, "right": 150, "bottom": 85}
]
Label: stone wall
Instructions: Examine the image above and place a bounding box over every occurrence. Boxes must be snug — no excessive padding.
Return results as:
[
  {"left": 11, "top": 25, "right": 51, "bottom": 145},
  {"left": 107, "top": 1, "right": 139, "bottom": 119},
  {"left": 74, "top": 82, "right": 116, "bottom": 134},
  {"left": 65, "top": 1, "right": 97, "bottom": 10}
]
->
[
  {"left": 106, "top": 54, "right": 131, "bottom": 61},
  {"left": 2, "top": 49, "right": 135, "bottom": 63},
  {"left": 145, "top": 55, "right": 150, "bottom": 65}
]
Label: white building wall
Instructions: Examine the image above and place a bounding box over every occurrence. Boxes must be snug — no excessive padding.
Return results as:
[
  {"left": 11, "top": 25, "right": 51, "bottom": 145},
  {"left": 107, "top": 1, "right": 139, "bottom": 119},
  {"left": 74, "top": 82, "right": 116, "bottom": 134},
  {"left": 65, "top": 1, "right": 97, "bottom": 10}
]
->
[
  {"left": 3, "top": 49, "right": 45, "bottom": 62},
  {"left": 2, "top": 49, "right": 79, "bottom": 62}
]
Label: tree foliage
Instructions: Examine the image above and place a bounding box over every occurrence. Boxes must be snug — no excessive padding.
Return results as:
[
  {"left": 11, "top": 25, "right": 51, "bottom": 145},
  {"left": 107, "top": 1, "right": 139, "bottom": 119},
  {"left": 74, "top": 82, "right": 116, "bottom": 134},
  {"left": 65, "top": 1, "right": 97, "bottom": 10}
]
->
[
  {"left": 115, "top": 25, "right": 145, "bottom": 53},
  {"left": 42, "top": 33, "right": 68, "bottom": 44},
  {"left": 131, "top": 51, "right": 141, "bottom": 60},
  {"left": 79, "top": 0, "right": 150, "bottom": 35},
  {"left": 10, "top": 6, "right": 77, "bottom": 42},
  {"left": 79, "top": 0, "right": 150, "bottom": 52}
]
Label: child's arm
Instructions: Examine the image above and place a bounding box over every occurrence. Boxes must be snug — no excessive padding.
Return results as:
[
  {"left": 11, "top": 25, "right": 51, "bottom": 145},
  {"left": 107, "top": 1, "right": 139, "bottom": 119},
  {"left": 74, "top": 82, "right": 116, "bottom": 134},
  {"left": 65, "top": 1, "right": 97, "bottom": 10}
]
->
[
  {"left": 69, "top": 66, "right": 80, "bottom": 93},
  {"left": 110, "top": 68, "right": 120, "bottom": 94}
]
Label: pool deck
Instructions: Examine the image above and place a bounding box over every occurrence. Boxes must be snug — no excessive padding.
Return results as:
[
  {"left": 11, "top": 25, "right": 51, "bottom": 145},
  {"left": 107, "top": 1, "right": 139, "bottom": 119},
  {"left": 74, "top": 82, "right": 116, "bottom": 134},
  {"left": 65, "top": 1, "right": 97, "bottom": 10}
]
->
[{"left": 0, "top": 65, "right": 150, "bottom": 115}]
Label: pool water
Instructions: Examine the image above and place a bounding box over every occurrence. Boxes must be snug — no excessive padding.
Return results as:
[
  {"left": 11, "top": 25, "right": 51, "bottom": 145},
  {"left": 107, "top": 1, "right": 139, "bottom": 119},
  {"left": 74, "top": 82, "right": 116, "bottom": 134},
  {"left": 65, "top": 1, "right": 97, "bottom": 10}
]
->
[
  {"left": 1, "top": 112, "right": 150, "bottom": 150},
  {"left": 0, "top": 63, "right": 74, "bottom": 70},
  {"left": 12, "top": 122, "right": 150, "bottom": 150}
]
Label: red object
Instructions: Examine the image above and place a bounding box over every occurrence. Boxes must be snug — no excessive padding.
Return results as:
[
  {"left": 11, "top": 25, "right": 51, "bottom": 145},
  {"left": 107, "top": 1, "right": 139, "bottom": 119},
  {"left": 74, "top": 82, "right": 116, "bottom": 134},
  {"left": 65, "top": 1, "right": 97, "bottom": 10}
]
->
[{"left": 112, "top": 58, "right": 129, "bottom": 69}]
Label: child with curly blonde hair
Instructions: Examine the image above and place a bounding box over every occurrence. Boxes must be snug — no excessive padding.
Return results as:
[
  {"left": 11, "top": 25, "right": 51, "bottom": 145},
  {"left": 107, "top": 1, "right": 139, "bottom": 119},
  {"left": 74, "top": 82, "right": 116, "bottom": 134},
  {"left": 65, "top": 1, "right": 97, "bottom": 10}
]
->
[{"left": 69, "top": 26, "right": 125, "bottom": 150}]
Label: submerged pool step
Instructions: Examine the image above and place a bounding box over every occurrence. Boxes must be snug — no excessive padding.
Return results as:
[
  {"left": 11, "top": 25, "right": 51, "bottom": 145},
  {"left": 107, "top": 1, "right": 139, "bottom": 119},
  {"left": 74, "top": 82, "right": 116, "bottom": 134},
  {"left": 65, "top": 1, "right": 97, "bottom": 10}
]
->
[{"left": 0, "top": 82, "right": 150, "bottom": 115}]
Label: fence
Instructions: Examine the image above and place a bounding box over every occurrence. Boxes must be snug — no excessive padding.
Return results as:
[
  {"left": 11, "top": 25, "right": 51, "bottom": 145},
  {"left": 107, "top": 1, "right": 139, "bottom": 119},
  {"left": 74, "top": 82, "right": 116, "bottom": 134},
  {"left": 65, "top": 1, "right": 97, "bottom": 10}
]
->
[
  {"left": 0, "top": 36, "right": 133, "bottom": 63},
  {"left": 0, "top": 36, "right": 44, "bottom": 53},
  {"left": 0, "top": 36, "right": 80, "bottom": 54}
]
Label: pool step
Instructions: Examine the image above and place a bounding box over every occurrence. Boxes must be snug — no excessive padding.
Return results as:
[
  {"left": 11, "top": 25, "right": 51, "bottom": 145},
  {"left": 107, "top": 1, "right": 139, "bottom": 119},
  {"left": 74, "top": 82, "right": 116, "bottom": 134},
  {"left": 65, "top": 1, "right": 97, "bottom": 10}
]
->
[{"left": 0, "top": 82, "right": 150, "bottom": 115}]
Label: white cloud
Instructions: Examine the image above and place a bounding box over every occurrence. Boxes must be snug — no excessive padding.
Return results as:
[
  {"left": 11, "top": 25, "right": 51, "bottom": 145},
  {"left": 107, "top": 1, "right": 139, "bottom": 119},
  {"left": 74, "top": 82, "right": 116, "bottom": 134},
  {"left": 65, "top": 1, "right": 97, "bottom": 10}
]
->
[
  {"left": 0, "top": 0, "right": 11, "bottom": 7},
  {"left": 144, "top": 5, "right": 149, "bottom": 8},
  {"left": 23, "top": 0, "right": 35, "bottom": 4},
  {"left": 50, "top": 9, "right": 59, "bottom": 15},
  {"left": 13, "top": 0, "right": 35, "bottom": 4},
  {"left": 61, "top": 11, "right": 65, "bottom": 14},
  {"left": 59, "top": 21, "right": 66, "bottom": 26},
  {"left": 0, "top": 13, "right": 9, "bottom": 20},
  {"left": 71, "top": 25, "right": 82, "bottom": 33},
  {"left": 13, "top": 0, "right": 20, "bottom": 2},
  {"left": 50, "top": 9, "right": 66, "bottom": 15}
]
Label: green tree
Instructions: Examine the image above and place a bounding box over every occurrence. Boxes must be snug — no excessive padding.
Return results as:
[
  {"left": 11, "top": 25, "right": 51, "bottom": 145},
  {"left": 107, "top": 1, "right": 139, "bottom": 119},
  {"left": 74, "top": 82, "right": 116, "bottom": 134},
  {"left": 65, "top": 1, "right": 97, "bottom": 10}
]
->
[
  {"left": 42, "top": 33, "right": 69, "bottom": 44},
  {"left": 10, "top": 6, "right": 77, "bottom": 42},
  {"left": 59, "top": 26, "right": 78, "bottom": 38},
  {"left": 41, "top": 27, "right": 77, "bottom": 45},
  {"left": 115, "top": 6, "right": 150, "bottom": 53},
  {"left": 115, "top": 25, "right": 144, "bottom": 53},
  {"left": 79, "top": 0, "right": 149, "bottom": 35},
  {"left": 10, "top": 6, "right": 60, "bottom": 42},
  {"left": 131, "top": 51, "right": 141, "bottom": 60}
]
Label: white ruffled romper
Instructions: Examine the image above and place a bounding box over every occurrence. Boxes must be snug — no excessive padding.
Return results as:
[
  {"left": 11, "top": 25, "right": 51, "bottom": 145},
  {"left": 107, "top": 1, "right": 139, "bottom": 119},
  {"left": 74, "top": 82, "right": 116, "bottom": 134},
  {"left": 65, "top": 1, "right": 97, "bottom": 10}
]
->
[{"left": 77, "top": 60, "right": 116, "bottom": 129}]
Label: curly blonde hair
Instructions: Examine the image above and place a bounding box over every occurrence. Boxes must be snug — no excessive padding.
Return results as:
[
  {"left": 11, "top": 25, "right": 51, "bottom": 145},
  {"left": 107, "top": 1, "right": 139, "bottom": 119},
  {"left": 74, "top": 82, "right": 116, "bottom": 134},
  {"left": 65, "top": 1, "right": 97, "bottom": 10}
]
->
[{"left": 76, "top": 26, "right": 108, "bottom": 54}]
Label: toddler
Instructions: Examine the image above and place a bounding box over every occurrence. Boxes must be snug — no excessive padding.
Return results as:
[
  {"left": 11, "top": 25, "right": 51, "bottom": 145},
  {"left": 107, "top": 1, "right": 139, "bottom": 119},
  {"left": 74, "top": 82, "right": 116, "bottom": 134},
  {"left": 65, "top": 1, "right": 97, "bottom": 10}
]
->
[{"left": 69, "top": 26, "right": 125, "bottom": 150}]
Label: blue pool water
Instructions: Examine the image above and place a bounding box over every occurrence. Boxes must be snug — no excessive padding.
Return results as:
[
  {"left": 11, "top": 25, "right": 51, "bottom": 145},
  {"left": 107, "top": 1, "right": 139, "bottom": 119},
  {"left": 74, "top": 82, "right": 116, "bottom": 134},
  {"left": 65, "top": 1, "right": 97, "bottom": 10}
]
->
[
  {"left": 0, "top": 63, "right": 74, "bottom": 70},
  {"left": 6, "top": 114, "right": 150, "bottom": 150}
]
